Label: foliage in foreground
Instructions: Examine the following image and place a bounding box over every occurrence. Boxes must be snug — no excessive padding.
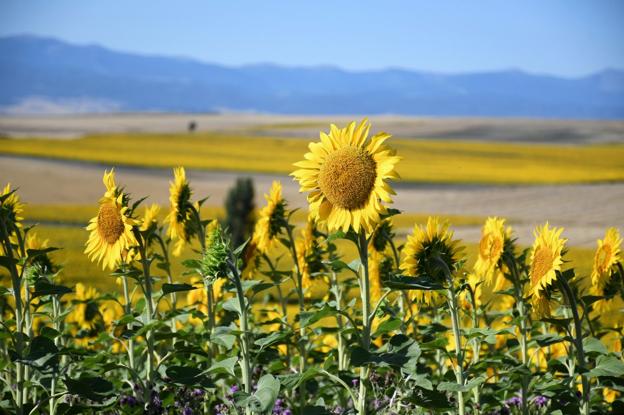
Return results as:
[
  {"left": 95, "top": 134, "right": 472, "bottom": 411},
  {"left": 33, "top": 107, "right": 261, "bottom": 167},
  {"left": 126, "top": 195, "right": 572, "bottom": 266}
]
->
[{"left": 1, "top": 120, "right": 623, "bottom": 415}]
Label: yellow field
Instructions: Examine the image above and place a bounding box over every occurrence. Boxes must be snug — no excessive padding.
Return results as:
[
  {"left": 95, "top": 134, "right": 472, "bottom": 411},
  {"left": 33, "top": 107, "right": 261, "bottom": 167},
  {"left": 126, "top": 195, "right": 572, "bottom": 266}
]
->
[{"left": 2, "top": 132, "right": 623, "bottom": 184}]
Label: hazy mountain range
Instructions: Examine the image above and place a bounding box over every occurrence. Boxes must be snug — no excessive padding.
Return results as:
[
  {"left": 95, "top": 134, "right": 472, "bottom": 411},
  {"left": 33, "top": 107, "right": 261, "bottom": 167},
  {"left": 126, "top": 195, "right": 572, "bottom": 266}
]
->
[{"left": 1, "top": 35, "right": 623, "bottom": 118}]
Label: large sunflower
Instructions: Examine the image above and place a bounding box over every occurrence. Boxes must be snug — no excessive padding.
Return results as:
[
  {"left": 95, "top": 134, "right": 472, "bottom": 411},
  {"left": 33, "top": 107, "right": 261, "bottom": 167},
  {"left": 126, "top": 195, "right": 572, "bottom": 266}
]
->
[
  {"left": 252, "top": 181, "right": 286, "bottom": 254},
  {"left": 166, "top": 167, "right": 194, "bottom": 256},
  {"left": 474, "top": 217, "right": 511, "bottom": 290},
  {"left": 85, "top": 170, "right": 136, "bottom": 270},
  {"left": 590, "top": 227, "right": 622, "bottom": 292},
  {"left": 528, "top": 223, "right": 566, "bottom": 296},
  {"left": 400, "top": 217, "right": 461, "bottom": 304},
  {"left": 291, "top": 119, "right": 400, "bottom": 234}
]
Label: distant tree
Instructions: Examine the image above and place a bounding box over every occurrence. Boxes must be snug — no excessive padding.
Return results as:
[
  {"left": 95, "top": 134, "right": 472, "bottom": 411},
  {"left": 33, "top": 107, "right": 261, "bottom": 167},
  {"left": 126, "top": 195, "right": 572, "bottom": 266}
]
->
[
  {"left": 188, "top": 120, "right": 197, "bottom": 133},
  {"left": 224, "top": 177, "right": 255, "bottom": 248}
]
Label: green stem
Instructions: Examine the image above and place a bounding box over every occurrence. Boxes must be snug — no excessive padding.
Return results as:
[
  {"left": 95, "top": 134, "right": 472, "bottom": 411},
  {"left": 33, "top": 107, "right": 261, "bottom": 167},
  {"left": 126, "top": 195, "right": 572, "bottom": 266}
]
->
[
  {"left": 138, "top": 240, "right": 156, "bottom": 389},
  {"left": 506, "top": 256, "right": 529, "bottom": 415},
  {"left": 156, "top": 235, "right": 177, "bottom": 332},
  {"left": 284, "top": 225, "right": 306, "bottom": 409},
  {"left": 229, "top": 261, "right": 252, "bottom": 415},
  {"left": 1, "top": 220, "right": 24, "bottom": 415},
  {"left": 121, "top": 274, "right": 135, "bottom": 371},
  {"left": 448, "top": 283, "right": 466, "bottom": 415},
  {"left": 331, "top": 272, "right": 347, "bottom": 371},
  {"left": 468, "top": 287, "right": 481, "bottom": 414},
  {"left": 50, "top": 296, "right": 62, "bottom": 415},
  {"left": 356, "top": 232, "right": 371, "bottom": 415},
  {"left": 558, "top": 277, "right": 590, "bottom": 415}
]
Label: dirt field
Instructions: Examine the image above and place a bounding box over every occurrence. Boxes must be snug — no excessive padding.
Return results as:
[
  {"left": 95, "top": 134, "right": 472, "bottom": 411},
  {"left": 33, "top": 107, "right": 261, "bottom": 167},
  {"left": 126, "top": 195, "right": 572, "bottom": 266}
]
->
[
  {"left": 2, "top": 113, "right": 623, "bottom": 143},
  {"left": 2, "top": 155, "right": 621, "bottom": 248}
]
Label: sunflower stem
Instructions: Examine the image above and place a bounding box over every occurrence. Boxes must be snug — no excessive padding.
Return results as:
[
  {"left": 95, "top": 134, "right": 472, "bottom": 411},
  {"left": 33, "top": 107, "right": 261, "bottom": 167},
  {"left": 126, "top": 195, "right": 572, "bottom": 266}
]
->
[
  {"left": 506, "top": 255, "right": 529, "bottom": 415},
  {"left": 284, "top": 224, "right": 307, "bottom": 409},
  {"left": 137, "top": 239, "right": 156, "bottom": 398},
  {"left": 557, "top": 276, "right": 590, "bottom": 415},
  {"left": 120, "top": 272, "right": 135, "bottom": 371},
  {"left": 356, "top": 231, "right": 371, "bottom": 415},
  {"left": 1, "top": 219, "right": 25, "bottom": 415},
  {"left": 227, "top": 258, "right": 252, "bottom": 415},
  {"left": 447, "top": 282, "right": 466, "bottom": 415}
]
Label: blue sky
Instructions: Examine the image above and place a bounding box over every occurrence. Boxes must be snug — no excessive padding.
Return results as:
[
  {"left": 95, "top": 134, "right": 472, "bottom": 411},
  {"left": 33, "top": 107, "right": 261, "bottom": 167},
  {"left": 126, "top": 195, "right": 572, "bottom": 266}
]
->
[{"left": 1, "top": 0, "right": 623, "bottom": 77}]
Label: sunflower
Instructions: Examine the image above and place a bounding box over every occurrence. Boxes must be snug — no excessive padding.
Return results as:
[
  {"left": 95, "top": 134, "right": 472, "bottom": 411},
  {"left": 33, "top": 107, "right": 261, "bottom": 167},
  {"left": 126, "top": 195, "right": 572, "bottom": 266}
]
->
[
  {"left": 252, "top": 181, "right": 286, "bottom": 254},
  {"left": 140, "top": 204, "right": 161, "bottom": 232},
  {"left": 166, "top": 167, "right": 194, "bottom": 256},
  {"left": 474, "top": 217, "right": 511, "bottom": 290},
  {"left": 400, "top": 217, "right": 461, "bottom": 304},
  {"left": 85, "top": 170, "right": 137, "bottom": 270},
  {"left": 528, "top": 223, "right": 566, "bottom": 296},
  {"left": 0, "top": 183, "right": 24, "bottom": 228},
  {"left": 590, "top": 227, "right": 622, "bottom": 292},
  {"left": 291, "top": 119, "right": 400, "bottom": 234},
  {"left": 530, "top": 290, "right": 552, "bottom": 318},
  {"left": 66, "top": 283, "right": 100, "bottom": 331}
]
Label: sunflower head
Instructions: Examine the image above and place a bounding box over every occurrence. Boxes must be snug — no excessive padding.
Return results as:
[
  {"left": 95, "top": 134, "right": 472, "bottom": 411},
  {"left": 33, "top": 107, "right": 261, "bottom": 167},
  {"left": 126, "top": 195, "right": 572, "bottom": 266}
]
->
[
  {"left": 252, "top": 181, "right": 286, "bottom": 254},
  {"left": 591, "top": 227, "right": 622, "bottom": 293},
  {"left": 85, "top": 170, "right": 137, "bottom": 270},
  {"left": 369, "top": 218, "right": 395, "bottom": 254},
  {"left": 291, "top": 119, "right": 400, "bottom": 234},
  {"left": 139, "top": 204, "right": 161, "bottom": 232},
  {"left": 166, "top": 167, "right": 195, "bottom": 256},
  {"left": 0, "top": 183, "right": 24, "bottom": 230},
  {"left": 528, "top": 223, "right": 566, "bottom": 296},
  {"left": 66, "top": 283, "right": 101, "bottom": 331},
  {"left": 474, "top": 217, "right": 513, "bottom": 289},
  {"left": 530, "top": 290, "right": 552, "bottom": 319},
  {"left": 400, "top": 217, "right": 462, "bottom": 304}
]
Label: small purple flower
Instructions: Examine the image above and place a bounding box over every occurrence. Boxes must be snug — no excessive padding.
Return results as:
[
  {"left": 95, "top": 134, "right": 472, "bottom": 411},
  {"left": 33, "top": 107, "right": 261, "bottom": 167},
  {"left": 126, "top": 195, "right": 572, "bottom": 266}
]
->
[
  {"left": 352, "top": 379, "right": 359, "bottom": 388},
  {"left": 505, "top": 396, "right": 522, "bottom": 407},
  {"left": 120, "top": 395, "right": 138, "bottom": 406},
  {"left": 229, "top": 385, "right": 239, "bottom": 394},
  {"left": 333, "top": 406, "right": 345, "bottom": 414},
  {"left": 192, "top": 388, "right": 205, "bottom": 398},
  {"left": 283, "top": 410, "right": 292, "bottom": 415},
  {"left": 373, "top": 399, "right": 382, "bottom": 410},
  {"left": 532, "top": 395, "right": 549, "bottom": 408},
  {"left": 183, "top": 407, "right": 193, "bottom": 415}
]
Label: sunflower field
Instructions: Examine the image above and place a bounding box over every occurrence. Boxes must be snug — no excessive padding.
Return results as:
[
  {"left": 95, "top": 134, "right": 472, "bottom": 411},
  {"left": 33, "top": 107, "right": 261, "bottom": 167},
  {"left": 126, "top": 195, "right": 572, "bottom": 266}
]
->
[{"left": 1, "top": 120, "right": 623, "bottom": 415}]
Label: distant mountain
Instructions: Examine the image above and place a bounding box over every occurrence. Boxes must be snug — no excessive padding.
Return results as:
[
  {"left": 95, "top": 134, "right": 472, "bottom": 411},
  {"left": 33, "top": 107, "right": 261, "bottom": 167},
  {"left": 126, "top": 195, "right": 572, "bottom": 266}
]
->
[{"left": 1, "top": 35, "right": 623, "bottom": 118}]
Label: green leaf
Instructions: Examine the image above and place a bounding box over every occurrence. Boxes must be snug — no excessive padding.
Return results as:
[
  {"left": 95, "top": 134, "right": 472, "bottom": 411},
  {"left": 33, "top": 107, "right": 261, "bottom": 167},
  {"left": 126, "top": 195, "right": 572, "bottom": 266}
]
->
[
  {"left": 299, "top": 304, "right": 337, "bottom": 328},
  {"left": 162, "top": 283, "right": 196, "bottom": 295},
  {"left": 64, "top": 376, "right": 113, "bottom": 402},
  {"left": 207, "top": 357, "right": 238, "bottom": 377},
  {"left": 437, "top": 376, "right": 485, "bottom": 393},
  {"left": 251, "top": 374, "right": 281, "bottom": 413},
  {"left": 211, "top": 332, "right": 236, "bottom": 350},
  {"left": 534, "top": 333, "right": 565, "bottom": 347},
  {"left": 255, "top": 331, "right": 290, "bottom": 348},
  {"left": 373, "top": 318, "right": 402, "bottom": 337},
  {"left": 31, "top": 281, "right": 72, "bottom": 298},
  {"left": 222, "top": 297, "right": 242, "bottom": 315},
  {"left": 166, "top": 365, "right": 203, "bottom": 385},
  {"left": 586, "top": 355, "right": 624, "bottom": 378},
  {"left": 583, "top": 337, "right": 608, "bottom": 355},
  {"left": 26, "top": 247, "right": 59, "bottom": 259},
  {"left": 409, "top": 387, "right": 453, "bottom": 409},
  {"left": 384, "top": 275, "right": 445, "bottom": 291}
]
